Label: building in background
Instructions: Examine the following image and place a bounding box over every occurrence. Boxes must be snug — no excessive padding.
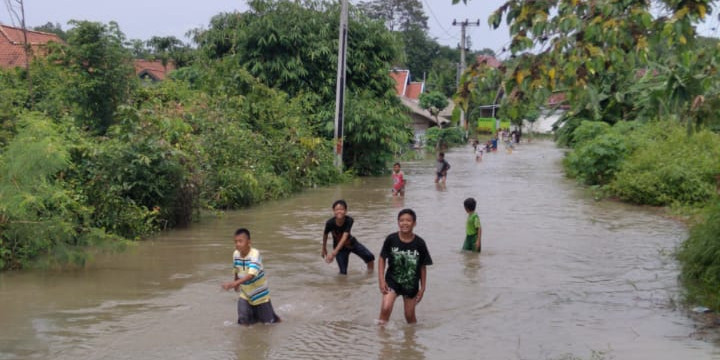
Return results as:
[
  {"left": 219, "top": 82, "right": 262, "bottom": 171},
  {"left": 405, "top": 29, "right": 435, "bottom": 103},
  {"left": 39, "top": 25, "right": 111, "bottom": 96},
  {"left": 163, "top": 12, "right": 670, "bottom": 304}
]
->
[{"left": 0, "top": 24, "right": 63, "bottom": 69}]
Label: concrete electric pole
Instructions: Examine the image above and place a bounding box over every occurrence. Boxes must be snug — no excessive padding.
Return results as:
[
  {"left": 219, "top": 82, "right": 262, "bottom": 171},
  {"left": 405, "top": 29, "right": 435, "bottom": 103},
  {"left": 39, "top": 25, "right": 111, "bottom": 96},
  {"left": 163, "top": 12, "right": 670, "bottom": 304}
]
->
[
  {"left": 333, "top": 0, "right": 349, "bottom": 170},
  {"left": 452, "top": 19, "right": 480, "bottom": 130}
]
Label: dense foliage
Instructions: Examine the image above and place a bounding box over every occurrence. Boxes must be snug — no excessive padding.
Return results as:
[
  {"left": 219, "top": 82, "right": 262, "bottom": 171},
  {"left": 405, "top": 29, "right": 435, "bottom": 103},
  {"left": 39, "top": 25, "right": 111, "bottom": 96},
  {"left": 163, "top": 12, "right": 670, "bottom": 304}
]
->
[
  {"left": 0, "top": 0, "right": 415, "bottom": 269},
  {"left": 677, "top": 201, "right": 720, "bottom": 309},
  {"left": 424, "top": 126, "right": 465, "bottom": 149}
]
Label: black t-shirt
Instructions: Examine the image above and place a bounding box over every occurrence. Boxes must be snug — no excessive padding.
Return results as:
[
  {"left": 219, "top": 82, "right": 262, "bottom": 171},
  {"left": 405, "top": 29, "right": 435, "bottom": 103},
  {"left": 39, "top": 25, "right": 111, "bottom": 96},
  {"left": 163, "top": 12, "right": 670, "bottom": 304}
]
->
[
  {"left": 324, "top": 216, "right": 357, "bottom": 248},
  {"left": 380, "top": 232, "right": 433, "bottom": 293}
]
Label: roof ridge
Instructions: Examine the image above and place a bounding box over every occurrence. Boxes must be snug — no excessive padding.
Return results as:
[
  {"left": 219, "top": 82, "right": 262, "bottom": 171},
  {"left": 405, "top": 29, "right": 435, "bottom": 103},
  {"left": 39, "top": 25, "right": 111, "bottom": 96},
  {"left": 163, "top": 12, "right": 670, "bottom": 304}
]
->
[{"left": 0, "top": 24, "right": 60, "bottom": 37}]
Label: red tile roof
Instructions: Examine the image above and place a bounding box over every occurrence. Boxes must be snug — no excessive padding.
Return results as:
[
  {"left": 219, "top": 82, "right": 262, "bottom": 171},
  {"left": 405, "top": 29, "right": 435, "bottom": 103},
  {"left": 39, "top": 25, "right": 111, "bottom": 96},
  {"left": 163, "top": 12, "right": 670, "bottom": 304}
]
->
[
  {"left": 0, "top": 24, "right": 63, "bottom": 69},
  {"left": 134, "top": 59, "right": 176, "bottom": 81},
  {"left": 547, "top": 92, "right": 569, "bottom": 109},
  {"left": 389, "top": 69, "right": 409, "bottom": 97},
  {"left": 476, "top": 55, "right": 502, "bottom": 68},
  {"left": 405, "top": 82, "right": 423, "bottom": 100}
]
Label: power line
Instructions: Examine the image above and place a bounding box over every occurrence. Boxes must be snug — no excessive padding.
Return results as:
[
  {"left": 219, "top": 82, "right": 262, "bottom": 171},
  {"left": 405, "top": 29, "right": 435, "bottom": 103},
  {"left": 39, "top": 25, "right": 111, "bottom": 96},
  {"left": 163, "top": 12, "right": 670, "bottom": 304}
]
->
[{"left": 422, "top": 0, "right": 456, "bottom": 40}]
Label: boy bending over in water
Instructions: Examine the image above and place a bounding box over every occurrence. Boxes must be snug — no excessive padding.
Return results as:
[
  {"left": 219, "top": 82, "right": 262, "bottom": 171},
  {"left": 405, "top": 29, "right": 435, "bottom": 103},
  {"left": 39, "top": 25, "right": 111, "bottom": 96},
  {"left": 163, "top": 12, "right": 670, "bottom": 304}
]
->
[
  {"left": 222, "top": 228, "right": 280, "bottom": 325},
  {"left": 322, "top": 200, "right": 375, "bottom": 274},
  {"left": 378, "top": 208, "right": 433, "bottom": 324}
]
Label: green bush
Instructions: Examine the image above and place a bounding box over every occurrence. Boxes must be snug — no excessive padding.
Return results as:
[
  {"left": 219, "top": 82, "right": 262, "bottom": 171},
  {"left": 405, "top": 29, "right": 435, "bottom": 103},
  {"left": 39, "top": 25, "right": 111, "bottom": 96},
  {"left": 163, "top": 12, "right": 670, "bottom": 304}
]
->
[
  {"left": 425, "top": 126, "right": 465, "bottom": 149},
  {"left": 610, "top": 124, "right": 720, "bottom": 206},
  {"left": 555, "top": 116, "right": 589, "bottom": 147},
  {"left": 0, "top": 113, "right": 116, "bottom": 269},
  {"left": 565, "top": 131, "right": 629, "bottom": 185},
  {"left": 678, "top": 200, "right": 720, "bottom": 310},
  {"left": 571, "top": 121, "right": 612, "bottom": 146}
]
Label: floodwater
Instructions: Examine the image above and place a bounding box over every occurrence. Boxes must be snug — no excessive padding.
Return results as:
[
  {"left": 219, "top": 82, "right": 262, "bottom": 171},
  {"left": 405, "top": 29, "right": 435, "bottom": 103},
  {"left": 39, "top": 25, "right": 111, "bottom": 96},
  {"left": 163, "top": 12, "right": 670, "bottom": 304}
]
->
[{"left": 1, "top": 140, "right": 718, "bottom": 360}]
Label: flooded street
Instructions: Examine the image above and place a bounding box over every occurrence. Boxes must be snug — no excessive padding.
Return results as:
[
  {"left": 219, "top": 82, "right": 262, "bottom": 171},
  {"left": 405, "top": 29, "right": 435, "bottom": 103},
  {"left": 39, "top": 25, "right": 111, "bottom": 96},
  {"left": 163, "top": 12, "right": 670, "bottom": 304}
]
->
[{"left": 1, "top": 140, "right": 718, "bottom": 359}]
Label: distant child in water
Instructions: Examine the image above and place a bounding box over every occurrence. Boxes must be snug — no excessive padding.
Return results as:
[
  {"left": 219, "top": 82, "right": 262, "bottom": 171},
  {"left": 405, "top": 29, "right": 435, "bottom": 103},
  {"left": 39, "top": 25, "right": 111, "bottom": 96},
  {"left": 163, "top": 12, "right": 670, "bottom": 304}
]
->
[
  {"left": 322, "top": 200, "right": 375, "bottom": 274},
  {"left": 462, "top": 198, "right": 482, "bottom": 253},
  {"left": 391, "top": 163, "right": 406, "bottom": 196},
  {"left": 435, "top": 152, "right": 451, "bottom": 184},
  {"left": 378, "top": 208, "right": 433, "bottom": 324},
  {"left": 222, "top": 228, "right": 281, "bottom": 325}
]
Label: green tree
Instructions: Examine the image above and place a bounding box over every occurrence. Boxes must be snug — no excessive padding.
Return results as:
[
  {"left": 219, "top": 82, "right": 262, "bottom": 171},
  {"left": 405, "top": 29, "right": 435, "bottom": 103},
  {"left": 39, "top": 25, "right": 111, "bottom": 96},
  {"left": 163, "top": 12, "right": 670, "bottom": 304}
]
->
[
  {"left": 0, "top": 113, "right": 114, "bottom": 269},
  {"left": 146, "top": 35, "right": 193, "bottom": 69},
  {"left": 33, "top": 22, "right": 67, "bottom": 40},
  {"left": 126, "top": 38, "right": 150, "bottom": 58},
  {"left": 358, "top": 0, "right": 428, "bottom": 31},
  {"left": 193, "top": 0, "right": 400, "bottom": 102},
  {"left": 419, "top": 90, "right": 449, "bottom": 126},
  {"left": 63, "top": 20, "right": 136, "bottom": 134},
  {"left": 454, "top": 0, "right": 714, "bottom": 128}
]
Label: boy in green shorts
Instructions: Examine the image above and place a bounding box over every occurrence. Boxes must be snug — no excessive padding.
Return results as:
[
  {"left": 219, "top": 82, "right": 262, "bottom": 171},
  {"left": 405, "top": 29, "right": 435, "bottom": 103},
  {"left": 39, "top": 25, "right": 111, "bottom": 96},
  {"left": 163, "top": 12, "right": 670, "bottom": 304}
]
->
[{"left": 462, "top": 198, "right": 482, "bottom": 253}]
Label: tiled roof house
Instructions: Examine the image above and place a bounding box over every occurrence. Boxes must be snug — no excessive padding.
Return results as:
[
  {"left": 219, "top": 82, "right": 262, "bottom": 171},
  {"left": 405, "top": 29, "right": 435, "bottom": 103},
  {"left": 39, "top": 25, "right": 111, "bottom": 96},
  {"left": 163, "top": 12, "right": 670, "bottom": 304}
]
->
[
  {"left": 134, "top": 59, "right": 176, "bottom": 81},
  {"left": 0, "top": 24, "right": 63, "bottom": 69},
  {"left": 389, "top": 69, "right": 452, "bottom": 126}
]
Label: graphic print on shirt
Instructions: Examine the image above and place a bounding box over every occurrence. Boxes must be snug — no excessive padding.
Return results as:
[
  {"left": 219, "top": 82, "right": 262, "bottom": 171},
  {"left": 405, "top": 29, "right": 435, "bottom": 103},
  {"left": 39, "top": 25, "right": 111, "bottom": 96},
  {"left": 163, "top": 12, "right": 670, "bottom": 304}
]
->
[{"left": 391, "top": 247, "right": 419, "bottom": 290}]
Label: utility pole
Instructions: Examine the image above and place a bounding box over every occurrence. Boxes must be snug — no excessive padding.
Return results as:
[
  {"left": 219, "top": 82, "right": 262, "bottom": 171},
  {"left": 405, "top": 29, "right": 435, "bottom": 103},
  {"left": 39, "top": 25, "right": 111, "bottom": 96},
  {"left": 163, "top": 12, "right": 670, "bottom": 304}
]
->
[
  {"left": 452, "top": 19, "right": 480, "bottom": 130},
  {"left": 333, "top": 0, "right": 349, "bottom": 170}
]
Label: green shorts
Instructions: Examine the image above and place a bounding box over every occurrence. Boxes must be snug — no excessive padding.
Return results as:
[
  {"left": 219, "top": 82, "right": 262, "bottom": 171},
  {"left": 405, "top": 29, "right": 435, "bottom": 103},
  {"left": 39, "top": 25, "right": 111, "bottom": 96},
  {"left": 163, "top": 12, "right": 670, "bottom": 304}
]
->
[{"left": 462, "top": 234, "right": 481, "bottom": 252}]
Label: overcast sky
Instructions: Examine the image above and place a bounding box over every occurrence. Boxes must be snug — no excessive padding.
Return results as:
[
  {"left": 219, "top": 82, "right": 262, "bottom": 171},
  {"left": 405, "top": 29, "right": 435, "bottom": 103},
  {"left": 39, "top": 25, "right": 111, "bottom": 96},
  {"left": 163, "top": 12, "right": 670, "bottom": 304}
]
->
[{"left": 1, "top": 0, "right": 511, "bottom": 56}]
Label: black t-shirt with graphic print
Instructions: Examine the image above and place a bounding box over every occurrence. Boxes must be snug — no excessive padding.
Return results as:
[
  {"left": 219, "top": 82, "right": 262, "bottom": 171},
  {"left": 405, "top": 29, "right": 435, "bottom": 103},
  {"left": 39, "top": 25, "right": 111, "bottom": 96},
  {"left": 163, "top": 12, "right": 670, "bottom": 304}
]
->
[
  {"left": 324, "top": 216, "right": 358, "bottom": 248},
  {"left": 380, "top": 232, "right": 432, "bottom": 296}
]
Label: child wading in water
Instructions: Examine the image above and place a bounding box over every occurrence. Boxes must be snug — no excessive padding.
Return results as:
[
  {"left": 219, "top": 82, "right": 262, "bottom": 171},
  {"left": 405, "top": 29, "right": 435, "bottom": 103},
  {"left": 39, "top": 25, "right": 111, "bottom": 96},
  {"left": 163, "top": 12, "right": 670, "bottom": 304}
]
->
[
  {"left": 322, "top": 200, "right": 375, "bottom": 274},
  {"left": 391, "top": 162, "right": 406, "bottom": 196},
  {"left": 462, "top": 198, "right": 482, "bottom": 253},
  {"left": 435, "top": 152, "right": 451, "bottom": 184},
  {"left": 378, "top": 208, "right": 433, "bottom": 324},
  {"left": 221, "top": 228, "right": 280, "bottom": 325}
]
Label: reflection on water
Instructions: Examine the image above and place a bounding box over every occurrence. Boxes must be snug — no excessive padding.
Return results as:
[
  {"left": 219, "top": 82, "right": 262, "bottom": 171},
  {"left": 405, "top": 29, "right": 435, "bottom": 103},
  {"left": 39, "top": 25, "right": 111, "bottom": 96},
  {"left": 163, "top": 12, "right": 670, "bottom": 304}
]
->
[{"left": 1, "top": 140, "right": 719, "bottom": 359}]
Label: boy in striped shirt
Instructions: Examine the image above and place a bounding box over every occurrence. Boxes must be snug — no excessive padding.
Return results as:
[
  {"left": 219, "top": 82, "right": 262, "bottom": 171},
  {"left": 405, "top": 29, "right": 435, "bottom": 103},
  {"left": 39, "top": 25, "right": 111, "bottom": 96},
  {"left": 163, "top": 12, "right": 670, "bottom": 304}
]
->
[{"left": 222, "top": 228, "right": 280, "bottom": 325}]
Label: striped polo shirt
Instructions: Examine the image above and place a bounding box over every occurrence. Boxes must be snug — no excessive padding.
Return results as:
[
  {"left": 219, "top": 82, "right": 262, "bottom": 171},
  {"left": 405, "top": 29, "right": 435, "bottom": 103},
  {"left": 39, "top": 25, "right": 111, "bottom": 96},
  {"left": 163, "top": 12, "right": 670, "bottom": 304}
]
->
[{"left": 233, "top": 248, "right": 270, "bottom": 305}]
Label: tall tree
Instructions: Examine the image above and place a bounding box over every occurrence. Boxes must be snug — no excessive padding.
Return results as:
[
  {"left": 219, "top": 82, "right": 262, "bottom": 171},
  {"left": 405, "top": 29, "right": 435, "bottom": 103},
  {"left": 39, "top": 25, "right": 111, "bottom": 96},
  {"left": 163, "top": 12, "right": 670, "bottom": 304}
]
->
[
  {"left": 358, "top": 0, "right": 428, "bottom": 31},
  {"left": 193, "top": 0, "right": 400, "bottom": 103},
  {"left": 33, "top": 22, "right": 67, "bottom": 40},
  {"left": 146, "top": 35, "right": 191, "bottom": 70},
  {"left": 454, "top": 0, "right": 714, "bottom": 129},
  {"left": 63, "top": 21, "right": 135, "bottom": 134}
]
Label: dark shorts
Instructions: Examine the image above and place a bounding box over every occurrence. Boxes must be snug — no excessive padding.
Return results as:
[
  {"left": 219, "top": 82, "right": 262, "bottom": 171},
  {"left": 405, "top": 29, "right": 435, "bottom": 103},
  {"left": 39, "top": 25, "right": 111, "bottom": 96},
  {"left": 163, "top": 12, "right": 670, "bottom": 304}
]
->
[
  {"left": 237, "top": 298, "right": 280, "bottom": 325},
  {"left": 335, "top": 240, "right": 375, "bottom": 275},
  {"left": 387, "top": 282, "right": 419, "bottom": 298},
  {"left": 462, "top": 234, "right": 480, "bottom": 252},
  {"left": 436, "top": 171, "right": 445, "bottom": 179}
]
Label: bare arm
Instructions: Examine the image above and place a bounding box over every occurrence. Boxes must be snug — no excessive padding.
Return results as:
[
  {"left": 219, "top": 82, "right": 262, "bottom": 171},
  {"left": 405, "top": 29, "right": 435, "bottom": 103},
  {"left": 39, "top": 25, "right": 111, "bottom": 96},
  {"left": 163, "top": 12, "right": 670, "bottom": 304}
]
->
[
  {"left": 378, "top": 256, "right": 388, "bottom": 293},
  {"left": 322, "top": 232, "right": 328, "bottom": 258},
  {"left": 222, "top": 273, "right": 255, "bottom": 291},
  {"left": 476, "top": 226, "right": 482, "bottom": 251},
  {"left": 326, "top": 232, "right": 350, "bottom": 263},
  {"left": 416, "top": 265, "right": 427, "bottom": 303}
]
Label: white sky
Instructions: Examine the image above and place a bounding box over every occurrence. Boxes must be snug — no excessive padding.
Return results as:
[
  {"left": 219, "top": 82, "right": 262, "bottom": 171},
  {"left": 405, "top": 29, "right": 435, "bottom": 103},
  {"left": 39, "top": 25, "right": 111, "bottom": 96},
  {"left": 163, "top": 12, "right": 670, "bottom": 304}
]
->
[{"left": 1, "top": 0, "right": 511, "bottom": 56}]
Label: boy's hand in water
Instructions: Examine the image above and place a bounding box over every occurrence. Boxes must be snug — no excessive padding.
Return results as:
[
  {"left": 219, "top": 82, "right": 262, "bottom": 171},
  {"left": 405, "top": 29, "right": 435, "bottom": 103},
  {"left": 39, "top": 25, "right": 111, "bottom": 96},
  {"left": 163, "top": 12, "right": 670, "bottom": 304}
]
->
[
  {"left": 325, "top": 252, "right": 335, "bottom": 263},
  {"left": 221, "top": 282, "right": 234, "bottom": 291}
]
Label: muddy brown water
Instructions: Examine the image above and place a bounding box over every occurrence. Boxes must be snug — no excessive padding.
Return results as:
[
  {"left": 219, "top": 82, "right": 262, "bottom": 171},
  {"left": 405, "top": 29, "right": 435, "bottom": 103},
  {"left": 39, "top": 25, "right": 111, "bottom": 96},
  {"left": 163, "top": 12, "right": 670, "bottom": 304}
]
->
[{"left": 1, "top": 140, "right": 718, "bottom": 359}]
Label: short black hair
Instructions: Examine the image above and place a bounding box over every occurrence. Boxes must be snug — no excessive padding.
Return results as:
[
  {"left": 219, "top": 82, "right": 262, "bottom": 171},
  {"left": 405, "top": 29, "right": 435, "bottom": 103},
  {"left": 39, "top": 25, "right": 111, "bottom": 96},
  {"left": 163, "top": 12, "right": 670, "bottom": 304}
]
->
[
  {"left": 464, "top": 198, "right": 477, "bottom": 211},
  {"left": 393, "top": 162, "right": 401, "bottom": 167},
  {"left": 332, "top": 199, "right": 347, "bottom": 210},
  {"left": 438, "top": 152, "right": 445, "bottom": 157},
  {"left": 234, "top": 228, "right": 251, "bottom": 238},
  {"left": 398, "top": 208, "right": 417, "bottom": 222}
]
